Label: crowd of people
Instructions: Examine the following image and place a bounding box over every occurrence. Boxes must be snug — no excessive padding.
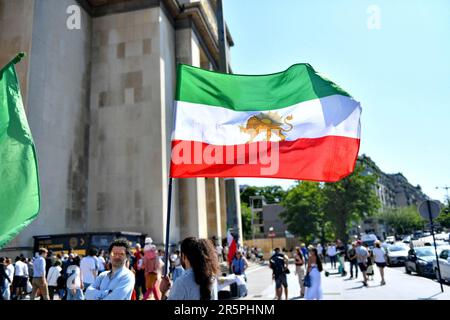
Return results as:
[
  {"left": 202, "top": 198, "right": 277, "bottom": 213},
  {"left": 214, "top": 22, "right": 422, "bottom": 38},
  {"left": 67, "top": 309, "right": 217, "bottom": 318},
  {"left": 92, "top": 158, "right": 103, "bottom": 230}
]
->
[
  {"left": 1, "top": 235, "right": 391, "bottom": 301},
  {"left": 0, "top": 236, "right": 233, "bottom": 301},
  {"left": 267, "top": 238, "right": 388, "bottom": 300}
]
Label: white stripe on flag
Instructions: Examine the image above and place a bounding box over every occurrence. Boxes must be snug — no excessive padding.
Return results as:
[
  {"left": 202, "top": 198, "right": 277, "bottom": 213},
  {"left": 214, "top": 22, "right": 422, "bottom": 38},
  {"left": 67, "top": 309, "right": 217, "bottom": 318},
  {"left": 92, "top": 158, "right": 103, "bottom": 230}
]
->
[{"left": 172, "top": 94, "right": 361, "bottom": 145}]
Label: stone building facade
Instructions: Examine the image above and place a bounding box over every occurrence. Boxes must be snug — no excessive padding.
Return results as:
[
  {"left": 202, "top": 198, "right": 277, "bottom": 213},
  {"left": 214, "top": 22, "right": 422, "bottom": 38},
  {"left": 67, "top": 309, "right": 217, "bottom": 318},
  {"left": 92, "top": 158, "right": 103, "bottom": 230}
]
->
[
  {"left": 353, "top": 155, "right": 429, "bottom": 239},
  {"left": 0, "top": 0, "right": 241, "bottom": 256}
]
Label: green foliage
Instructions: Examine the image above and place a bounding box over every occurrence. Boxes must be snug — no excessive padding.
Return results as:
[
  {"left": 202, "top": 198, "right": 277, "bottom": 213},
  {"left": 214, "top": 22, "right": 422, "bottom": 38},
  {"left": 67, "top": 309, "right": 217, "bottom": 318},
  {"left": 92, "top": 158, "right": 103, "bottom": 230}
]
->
[
  {"left": 241, "top": 203, "right": 252, "bottom": 240},
  {"left": 280, "top": 182, "right": 325, "bottom": 244},
  {"left": 323, "top": 163, "right": 380, "bottom": 243},
  {"left": 240, "top": 185, "right": 286, "bottom": 205},
  {"left": 375, "top": 206, "right": 424, "bottom": 235},
  {"left": 436, "top": 203, "right": 450, "bottom": 228}
]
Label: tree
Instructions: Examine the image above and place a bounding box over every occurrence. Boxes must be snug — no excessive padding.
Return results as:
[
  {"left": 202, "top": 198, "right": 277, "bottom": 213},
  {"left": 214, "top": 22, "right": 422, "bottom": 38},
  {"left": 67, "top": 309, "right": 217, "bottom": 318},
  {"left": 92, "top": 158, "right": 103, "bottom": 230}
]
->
[
  {"left": 240, "top": 185, "right": 286, "bottom": 205},
  {"left": 279, "top": 181, "right": 326, "bottom": 244},
  {"left": 323, "top": 163, "right": 380, "bottom": 244},
  {"left": 436, "top": 202, "right": 450, "bottom": 228},
  {"left": 376, "top": 206, "right": 424, "bottom": 236},
  {"left": 241, "top": 203, "right": 252, "bottom": 240}
]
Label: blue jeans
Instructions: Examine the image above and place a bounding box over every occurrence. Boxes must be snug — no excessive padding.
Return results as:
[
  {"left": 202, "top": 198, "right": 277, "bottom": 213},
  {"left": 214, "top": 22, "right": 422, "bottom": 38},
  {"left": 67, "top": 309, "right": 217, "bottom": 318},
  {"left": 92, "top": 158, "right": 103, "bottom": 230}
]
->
[
  {"left": 1, "top": 285, "right": 9, "bottom": 300},
  {"left": 350, "top": 260, "right": 358, "bottom": 278},
  {"left": 329, "top": 255, "right": 337, "bottom": 268},
  {"left": 66, "top": 288, "right": 84, "bottom": 300}
]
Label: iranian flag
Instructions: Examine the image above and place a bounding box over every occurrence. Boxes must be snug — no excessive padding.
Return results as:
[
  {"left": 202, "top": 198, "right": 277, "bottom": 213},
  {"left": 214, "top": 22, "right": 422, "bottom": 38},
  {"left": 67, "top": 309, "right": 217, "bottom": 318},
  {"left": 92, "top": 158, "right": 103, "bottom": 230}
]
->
[
  {"left": 170, "top": 64, "right": 361, "bottom": 182},
  {"left": 227, "top": 230, "right": 237, "bottom": 265}
]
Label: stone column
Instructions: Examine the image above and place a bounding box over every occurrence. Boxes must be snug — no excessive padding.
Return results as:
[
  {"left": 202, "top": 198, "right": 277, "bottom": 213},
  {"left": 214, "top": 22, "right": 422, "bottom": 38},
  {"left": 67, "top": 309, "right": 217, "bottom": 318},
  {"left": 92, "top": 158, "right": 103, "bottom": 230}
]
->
[{"left": 175, "top": 27, "right": 208, "bottom": 240}]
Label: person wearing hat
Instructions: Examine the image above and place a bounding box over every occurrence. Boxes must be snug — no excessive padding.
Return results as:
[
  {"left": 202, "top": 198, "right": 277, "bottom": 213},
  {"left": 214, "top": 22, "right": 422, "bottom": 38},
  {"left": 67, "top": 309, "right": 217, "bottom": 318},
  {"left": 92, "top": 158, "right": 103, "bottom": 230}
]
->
[
  {"left": 372, "top": 240, "right": 387, "bottom": 285},
  {"left": 143, "top": 237, "right": 161, "bottom": 300},
  {"left": 355, "top": 240, "right": 369, "bottom": 287}
]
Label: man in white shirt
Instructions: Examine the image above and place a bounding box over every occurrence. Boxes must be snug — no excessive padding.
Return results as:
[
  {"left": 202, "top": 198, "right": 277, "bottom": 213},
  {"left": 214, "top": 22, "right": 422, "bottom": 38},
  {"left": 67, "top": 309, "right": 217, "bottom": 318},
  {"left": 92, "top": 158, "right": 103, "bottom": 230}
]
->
[
  {"left": 13, "top": 256, "right": 29, "bottom": 300},
  {"left": 80, "top": 248, "right": 98, "bottom": 290},
  {"left": 327, "top": 243, "right": 337, "bottom": 269},
  {"left": 4, "top": 258, "right": 15, "bottom": 300}
]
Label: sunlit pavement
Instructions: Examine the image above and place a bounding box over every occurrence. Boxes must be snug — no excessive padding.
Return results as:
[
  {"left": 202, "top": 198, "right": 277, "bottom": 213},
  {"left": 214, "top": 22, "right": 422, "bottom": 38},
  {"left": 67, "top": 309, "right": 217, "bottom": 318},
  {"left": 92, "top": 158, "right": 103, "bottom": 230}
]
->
[{"left": 243, "top": 261, "right": 450, "bottom": 300}]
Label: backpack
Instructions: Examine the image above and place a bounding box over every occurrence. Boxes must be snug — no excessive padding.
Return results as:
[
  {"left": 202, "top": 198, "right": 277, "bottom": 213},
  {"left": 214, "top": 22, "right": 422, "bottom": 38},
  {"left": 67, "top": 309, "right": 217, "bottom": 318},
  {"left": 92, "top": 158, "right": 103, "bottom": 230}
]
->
[{"left": 270, "top": 254, "right": 285, "bottom": 276}]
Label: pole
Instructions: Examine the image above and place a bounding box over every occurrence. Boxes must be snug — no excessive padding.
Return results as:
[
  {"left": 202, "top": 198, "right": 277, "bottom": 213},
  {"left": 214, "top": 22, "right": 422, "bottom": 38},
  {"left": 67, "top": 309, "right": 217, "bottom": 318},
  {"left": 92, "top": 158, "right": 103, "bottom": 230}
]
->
[
  {"left": 163, "top": 177, "right": 173, "bottom": 277},
  {"left": 216, "top": 0, "right": 228, "bottom": 73},
  {"left": 427, "top": 201, "right": 444, "bottom": 292},
  {"left": 0, "top": 52, "right": 25, "bottom": 75}
]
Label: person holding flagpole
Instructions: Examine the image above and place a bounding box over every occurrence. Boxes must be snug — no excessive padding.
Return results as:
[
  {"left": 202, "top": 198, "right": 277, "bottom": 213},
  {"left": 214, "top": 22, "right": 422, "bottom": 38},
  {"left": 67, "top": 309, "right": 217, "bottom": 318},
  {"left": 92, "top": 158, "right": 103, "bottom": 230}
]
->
[{"left": 159, "top": 237, "right": 220, "bottom": 300}]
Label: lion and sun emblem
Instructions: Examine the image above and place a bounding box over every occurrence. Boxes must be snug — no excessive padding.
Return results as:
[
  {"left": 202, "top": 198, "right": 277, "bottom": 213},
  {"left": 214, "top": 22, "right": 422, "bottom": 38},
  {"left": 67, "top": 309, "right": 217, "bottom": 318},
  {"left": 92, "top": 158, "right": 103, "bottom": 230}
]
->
[{"left": 239, "top": 111, "right": 294, "bottom": 143}]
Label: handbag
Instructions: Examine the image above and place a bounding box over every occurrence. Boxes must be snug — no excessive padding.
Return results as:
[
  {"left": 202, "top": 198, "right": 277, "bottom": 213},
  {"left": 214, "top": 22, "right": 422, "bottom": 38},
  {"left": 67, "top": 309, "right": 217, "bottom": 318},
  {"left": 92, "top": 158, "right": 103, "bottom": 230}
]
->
[
  {"left": 26, "top": 279, "right": 33, "bottom": 293},
  {"left": 284, "top": 267, "right": 290, "bottom": 274},
  {"left": 303, "top": 273, "right": 311, "bottom": 287}
]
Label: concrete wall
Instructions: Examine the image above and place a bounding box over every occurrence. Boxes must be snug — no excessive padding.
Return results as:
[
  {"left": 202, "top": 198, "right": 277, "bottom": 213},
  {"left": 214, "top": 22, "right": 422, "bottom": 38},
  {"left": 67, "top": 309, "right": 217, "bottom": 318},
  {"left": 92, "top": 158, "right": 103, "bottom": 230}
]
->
[
  {"left": 87, "top": 7, "right": 165, "bottom": 240},
  {"left": 0, "top": 0, "right": 35, "bottom": 109},
  {"left": 87, "top": 7, "right": 182, "bottom": 245},
  {"left": 3, "top": 0, "right": 92, "bottom": 253}
]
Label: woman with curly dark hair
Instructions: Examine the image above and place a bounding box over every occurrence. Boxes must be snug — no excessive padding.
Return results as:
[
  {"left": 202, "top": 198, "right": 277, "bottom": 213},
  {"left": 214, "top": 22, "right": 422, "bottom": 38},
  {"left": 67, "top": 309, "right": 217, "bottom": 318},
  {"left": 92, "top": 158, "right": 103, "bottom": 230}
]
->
[{"left": 160, "top": 237, "right": 220, "bottom": 300}]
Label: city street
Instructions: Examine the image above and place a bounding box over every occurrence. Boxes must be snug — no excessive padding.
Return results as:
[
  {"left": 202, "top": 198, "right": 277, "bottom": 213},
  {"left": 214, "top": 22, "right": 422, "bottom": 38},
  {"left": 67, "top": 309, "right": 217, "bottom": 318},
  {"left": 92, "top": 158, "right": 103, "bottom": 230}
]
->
[{"left": 242, "top": 260, "right": 450, "bottom": 300}]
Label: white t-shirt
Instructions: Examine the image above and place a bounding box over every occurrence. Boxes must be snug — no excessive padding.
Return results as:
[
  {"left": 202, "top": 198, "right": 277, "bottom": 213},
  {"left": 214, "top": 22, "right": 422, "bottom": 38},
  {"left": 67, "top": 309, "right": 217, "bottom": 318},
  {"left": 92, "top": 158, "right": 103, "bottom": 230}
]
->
[
  {"left": 80, "top": 256, "right": 97, "bottom": 284},
  {"left": 327, "top": 246, "right": 337, "bottom": 256},
  {"left": 6, "top": 264, "right": 15, "bottom": 282},
  {"left": 14, "top": 260, "right": 29, "bottom": 277},
  {"left": 356, "top": 246, "right": 368, "bottom": 263},
  {"left": 47, "top": 266, "right": 62, "bottom": 286},
  {"left": 372, "top": 248, "right": 386, "bottom": 263},
  {"left": 97, "top": 256, "right": 106, "bottom": 272},
  {"left": 66, "top": 265, "right": 82, "bottom": 289}
]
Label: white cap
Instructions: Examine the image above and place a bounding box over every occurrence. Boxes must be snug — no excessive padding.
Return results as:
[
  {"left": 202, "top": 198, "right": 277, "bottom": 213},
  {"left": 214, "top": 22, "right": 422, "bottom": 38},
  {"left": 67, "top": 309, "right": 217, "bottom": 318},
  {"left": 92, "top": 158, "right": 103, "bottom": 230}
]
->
[{"left": 145, "top": 237, "right": 153, "bottom": 245}]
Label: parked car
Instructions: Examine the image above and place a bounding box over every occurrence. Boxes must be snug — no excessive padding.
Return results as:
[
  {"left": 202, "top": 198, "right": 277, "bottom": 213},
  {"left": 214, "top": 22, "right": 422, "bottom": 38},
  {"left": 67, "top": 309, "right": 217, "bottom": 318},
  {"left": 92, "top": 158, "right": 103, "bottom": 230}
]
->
[
  {"left": 402, "top": 235, "right": 412, "bottom": 244},
  {"left": 385, "top": 236, "right": 396, "bottom": 244},
  {"left": 433, "top": 245, "right": 450, "bottom": 283},
  {"left": 405, "top": 247, "right": 436, "bottom": 277},
  {"left": 386, "top": 243, "right": 409, "bottom": 266}
]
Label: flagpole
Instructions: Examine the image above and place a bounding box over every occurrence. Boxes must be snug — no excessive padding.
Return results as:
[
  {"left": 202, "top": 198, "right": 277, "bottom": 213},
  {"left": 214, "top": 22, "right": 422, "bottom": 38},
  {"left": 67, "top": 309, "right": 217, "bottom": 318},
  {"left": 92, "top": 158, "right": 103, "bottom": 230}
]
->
[
  {"left": 0, "top": 52, "right": 26, "bottom": 74},
  {"left": 163, "top": 177, "right": 173, "bottom": 277}
]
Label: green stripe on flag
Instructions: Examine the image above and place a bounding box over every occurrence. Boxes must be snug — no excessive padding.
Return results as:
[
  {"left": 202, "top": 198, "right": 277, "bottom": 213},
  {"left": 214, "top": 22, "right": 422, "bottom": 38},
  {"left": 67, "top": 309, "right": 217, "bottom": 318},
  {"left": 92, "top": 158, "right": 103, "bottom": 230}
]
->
[
  {"left": 0, "top": 58, "right": 40, "bottom": 249},
  {"left": 176, "top": 63, "right": 352, "bottom": 111}
]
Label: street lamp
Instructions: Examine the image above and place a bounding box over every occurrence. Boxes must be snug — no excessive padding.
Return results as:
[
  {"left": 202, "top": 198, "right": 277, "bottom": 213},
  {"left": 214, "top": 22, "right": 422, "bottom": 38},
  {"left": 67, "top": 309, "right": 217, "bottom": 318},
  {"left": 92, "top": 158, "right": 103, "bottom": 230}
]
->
[
  {"left": 357, "top": 225, "right": 361, "bottom": 239},
  {"left": 436, "top": 186, "right": 450, "bottom": 207}
]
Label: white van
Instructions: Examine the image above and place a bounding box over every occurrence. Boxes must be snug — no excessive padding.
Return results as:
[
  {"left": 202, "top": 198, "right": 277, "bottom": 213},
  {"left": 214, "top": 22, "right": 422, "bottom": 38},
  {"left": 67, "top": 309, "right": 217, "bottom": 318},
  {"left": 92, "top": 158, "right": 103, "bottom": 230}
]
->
[{"left": 386, "top": 236, "right": 395, "bottom": 244}]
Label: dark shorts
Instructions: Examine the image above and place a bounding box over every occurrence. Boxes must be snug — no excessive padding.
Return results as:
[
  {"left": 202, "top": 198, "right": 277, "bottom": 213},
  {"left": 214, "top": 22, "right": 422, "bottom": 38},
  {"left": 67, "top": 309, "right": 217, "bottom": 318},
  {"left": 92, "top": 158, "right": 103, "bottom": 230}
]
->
[
  {"left": 358, "top": 263, "right": 367, "bottom": 272},
  {"left": 376, "top": 262, "right": 386, "bottom": 268},
  {"left": 275, "top": 273, "right": 288, "bottom": 289},
  {"left": 13, "top": 276, "right": 27, "bottom": 288}
]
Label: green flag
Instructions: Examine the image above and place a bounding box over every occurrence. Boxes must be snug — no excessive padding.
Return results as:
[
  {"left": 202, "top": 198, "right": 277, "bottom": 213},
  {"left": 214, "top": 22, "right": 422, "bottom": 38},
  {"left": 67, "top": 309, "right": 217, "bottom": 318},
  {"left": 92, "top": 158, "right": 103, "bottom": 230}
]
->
[{"left": 0, "top": 53, "right": 40, "bottom": 249}]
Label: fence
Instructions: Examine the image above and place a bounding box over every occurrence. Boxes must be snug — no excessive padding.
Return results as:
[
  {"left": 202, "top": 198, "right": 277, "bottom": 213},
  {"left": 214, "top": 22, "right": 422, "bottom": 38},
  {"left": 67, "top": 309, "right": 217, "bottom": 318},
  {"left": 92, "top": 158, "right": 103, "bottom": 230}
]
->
[{"left": 243, "top": 237, "right": 299, "bottom": 258}]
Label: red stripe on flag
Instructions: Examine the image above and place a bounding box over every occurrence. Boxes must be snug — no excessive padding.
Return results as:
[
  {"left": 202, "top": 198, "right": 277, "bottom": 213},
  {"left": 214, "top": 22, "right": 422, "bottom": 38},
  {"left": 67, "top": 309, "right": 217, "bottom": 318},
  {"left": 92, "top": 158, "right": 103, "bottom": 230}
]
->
[
  {"left": 170, "top": 136, "right": 360, "bottom": 182},
  {"left": 227, "top": 235, "right": 237, "bottom": 265}
]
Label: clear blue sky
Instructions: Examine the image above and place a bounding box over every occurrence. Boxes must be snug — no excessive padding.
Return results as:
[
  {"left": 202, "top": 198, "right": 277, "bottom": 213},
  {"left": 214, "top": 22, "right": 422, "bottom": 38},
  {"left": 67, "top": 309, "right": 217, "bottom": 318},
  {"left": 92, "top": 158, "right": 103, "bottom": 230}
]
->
[{"left": 223, "top": 0, "right": 450, "bottom": 203}]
